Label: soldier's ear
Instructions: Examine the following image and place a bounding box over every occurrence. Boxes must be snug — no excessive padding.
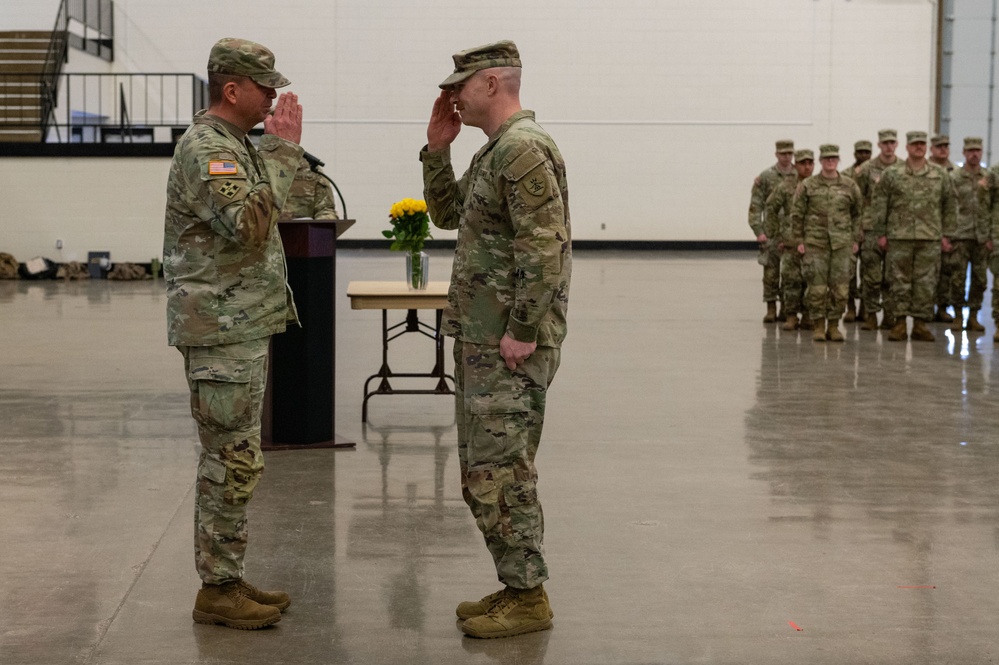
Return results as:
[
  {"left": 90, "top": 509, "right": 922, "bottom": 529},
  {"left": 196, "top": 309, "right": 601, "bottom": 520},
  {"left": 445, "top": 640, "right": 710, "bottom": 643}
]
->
[{"left": 222, "top": 80, "right": 241, "bottom": 106}]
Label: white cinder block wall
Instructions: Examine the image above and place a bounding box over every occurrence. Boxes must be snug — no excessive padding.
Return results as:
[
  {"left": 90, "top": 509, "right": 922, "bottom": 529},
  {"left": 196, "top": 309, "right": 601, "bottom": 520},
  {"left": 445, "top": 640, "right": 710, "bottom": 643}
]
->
[{"left": 1, "top": 0, "right": 935, "bottom": 262}]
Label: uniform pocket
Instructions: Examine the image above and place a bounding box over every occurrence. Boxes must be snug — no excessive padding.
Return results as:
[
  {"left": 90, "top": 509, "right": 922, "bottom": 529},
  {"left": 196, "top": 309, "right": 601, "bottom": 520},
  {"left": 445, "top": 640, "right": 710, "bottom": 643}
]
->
[
  {"left": 468, "top": 392, "right": 531, "bottom": 464},
  {"left": 188, "top": 357, "right": 255, "bottom": 432}
]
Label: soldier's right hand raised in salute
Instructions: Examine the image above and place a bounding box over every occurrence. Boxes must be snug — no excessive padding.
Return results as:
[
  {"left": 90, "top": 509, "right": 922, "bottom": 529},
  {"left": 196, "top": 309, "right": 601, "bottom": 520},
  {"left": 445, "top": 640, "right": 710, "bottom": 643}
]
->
[{"left": 427, "top": 90, "right": 461, "bottom": 152}]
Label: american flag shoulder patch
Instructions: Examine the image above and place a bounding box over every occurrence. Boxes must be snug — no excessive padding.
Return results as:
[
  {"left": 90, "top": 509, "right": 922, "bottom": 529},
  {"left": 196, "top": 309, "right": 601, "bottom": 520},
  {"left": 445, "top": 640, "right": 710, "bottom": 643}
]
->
[{"left": 208, "top": 160, "right": 238, "bottom": 175}]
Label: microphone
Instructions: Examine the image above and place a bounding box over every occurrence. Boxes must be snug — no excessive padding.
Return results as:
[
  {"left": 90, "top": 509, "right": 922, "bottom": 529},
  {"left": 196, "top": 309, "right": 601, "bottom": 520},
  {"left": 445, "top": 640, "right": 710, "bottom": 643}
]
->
[
  {"left": 303, "top": 150, "right": 325, "bottom": 171},
  {"left": 300, "top": 149, "right": 347, "bottom": 219}
]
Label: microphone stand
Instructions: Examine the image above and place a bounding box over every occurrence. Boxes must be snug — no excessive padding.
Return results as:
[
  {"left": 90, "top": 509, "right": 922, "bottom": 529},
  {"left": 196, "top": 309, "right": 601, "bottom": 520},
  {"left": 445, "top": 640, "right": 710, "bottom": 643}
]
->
[{"left": 303, "top": 151, "right": 347, "bottom": 219}]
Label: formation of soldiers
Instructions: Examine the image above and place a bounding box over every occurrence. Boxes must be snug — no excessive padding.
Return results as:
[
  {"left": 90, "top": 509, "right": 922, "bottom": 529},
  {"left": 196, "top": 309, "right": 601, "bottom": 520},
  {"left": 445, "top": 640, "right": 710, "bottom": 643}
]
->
[{"left": 749, "top": 130, "right": 999, "bottom": 343}]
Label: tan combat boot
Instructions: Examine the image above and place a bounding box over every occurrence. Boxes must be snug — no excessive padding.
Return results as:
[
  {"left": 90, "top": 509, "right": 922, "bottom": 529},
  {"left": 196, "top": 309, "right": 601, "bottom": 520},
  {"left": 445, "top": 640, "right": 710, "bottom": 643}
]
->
[
  {"left": 860, "top": 313, "right": 878, "bottom": 331},
  {"left": 235, "top": 579, "right": 291, "bottom": 611},
  {"left": 799, "top": 315, "right": 815, "bottom": 330},
  {"left": 843, "top": 301, "right": 857, "bottom": 323},
  {"left": 887, "top": 318, "right": 908, "bottom": 341},
  {"left": 763, "top": 301, "right": 777, "bottom": 323},
  {"left": 826, "top": 319, "right": 845, "bottom": 342},
  {"left": 968, "top": 309, "right": 986, "bottom": 332},
  {"left": 456, "top": 587, "right": 554, "bottom": 621},
  {"left": 812, "top": 319, "right": 826, "bottom": 342},
  {"left": 910, "top": 318, "right": 936, "bottom": 342},
  {"left": 461, "top": 585, "right": 553, "bottom": 639},
  {"left": 994, "top": 326, "right": 999, "bottom": 343},
  {"left": 935, "top": 306, "right": 954, "bottom": 323},
  {"left": 782, "top": 314, "right": 799, "bottom": 331},
  {"left": 192, "top": 581, "right": 282, "bottom": 630},
  {"left": 951, "top": 311, "right": 965, "bottom": 330},
  {"left": 880, "top": 314, "right": 896, "bottom": 330},
  {"left": 857, "top": 302, "right": 867, "bottom": 322}
]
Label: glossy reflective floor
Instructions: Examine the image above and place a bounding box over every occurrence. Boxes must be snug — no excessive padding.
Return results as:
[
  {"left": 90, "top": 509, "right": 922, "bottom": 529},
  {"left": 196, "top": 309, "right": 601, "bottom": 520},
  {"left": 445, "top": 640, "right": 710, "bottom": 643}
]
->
[{"left": 3, "top": 250, "right": 999, "bottom": 664}]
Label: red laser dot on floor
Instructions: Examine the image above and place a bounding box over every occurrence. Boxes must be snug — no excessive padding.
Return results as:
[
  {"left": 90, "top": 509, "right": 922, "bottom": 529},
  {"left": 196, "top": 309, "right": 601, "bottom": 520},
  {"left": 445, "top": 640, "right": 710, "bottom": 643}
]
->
[
  {"left": 897, "top": 585, "right": 936, "bottom": 589},
  {"left": 788, "top": 621, "right": 803, "bottom": 631}
]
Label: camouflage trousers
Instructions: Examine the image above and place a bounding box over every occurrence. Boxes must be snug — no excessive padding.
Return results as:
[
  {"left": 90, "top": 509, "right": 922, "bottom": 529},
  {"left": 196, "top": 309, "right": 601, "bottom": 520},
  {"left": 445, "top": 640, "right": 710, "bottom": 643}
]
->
[
  {"left": 759, "top": 242, "right": 782, "bottom": 302},
  {"left": 453, "top": 340, "right": 561, "bottom": 590},
  {"left": 803, "top": 244, "right": 852, "bottom": 320},
  {"left": 848, "top": 251, "right": 859, "bottom": 306},
  {"left": 990, "top": 252, "right": 999, "bottom": 322},
  {"left": 942, "top": 240, "right": 988, "bottom": 310},
  {"left": 179, "top": 337, "right": 269, "bottom": 585},
  {"left": 887, "top": 239, "right": 941, "bottom": 320},
  {"left": 860, "top": 235, "right": 890, "bottom": 315},
  {"left": 779, "top": 249, "right": 804, "bottom": 316}
]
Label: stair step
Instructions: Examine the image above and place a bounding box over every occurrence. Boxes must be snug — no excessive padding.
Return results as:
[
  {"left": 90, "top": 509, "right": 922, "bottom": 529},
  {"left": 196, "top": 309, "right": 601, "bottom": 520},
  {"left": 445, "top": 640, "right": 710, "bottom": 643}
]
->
[
  {"left": 0, "top": 109, "right": 42, "bottom": 121},
  {"left": 0, "top": 49, "right": 48, "bottom": 60},
  {"left": 0, "top": 129, "right": 44, "bottom": 142},
  {"left": 0, "top": 62, "right": 45, "bottom": 74},
  {"left": 0, "top": 31, "right": 58, "bottom": 40},
  {"left": 0, "top": 95, "right": 42, "bottom": 105}
]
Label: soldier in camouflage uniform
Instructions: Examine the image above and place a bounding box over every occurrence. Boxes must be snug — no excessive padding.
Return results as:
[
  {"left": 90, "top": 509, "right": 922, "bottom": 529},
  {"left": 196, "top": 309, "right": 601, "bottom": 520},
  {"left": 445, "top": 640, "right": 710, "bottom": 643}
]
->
[
  {"left": 929, "top": 135, "right": 958, "bottom": 321},
  {"left": 163, "top": 38, "right": 303, "bottom": 630},
  {"left": 791, "top": 144, "right": 863, "bottom": 342},
  {"left": 854, "top": 129, "right": 900, "bottom": 331},
  {"left": 841, "top": 140, "right": 872, "bottom": 322},
  {"left": 766, "top": 149, "right": 814, "bottom": 331},
  {"left": 422, "top": 40, "right": 569, "bottom": 640},
  {"left": 280, "top": 156, "right": 339, "bottom": 220},
  {"left": 944, "top": 137, "right": 988, "bottom": 331},
  {"left": 870, "top": 131, "right": 958, "bottom": 342},
  {"left": 981, "top": 154, "right": 999, "bottom": 341},
  {"left": 749, "top": 139, "right": 796, "bottom": 322}
]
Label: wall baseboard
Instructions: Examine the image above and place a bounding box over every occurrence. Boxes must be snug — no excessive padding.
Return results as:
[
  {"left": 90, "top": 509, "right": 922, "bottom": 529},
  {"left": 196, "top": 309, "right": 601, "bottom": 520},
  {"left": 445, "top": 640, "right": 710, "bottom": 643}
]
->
[{"left": 337, "top": 239, "right": 758, "bottom": 251}]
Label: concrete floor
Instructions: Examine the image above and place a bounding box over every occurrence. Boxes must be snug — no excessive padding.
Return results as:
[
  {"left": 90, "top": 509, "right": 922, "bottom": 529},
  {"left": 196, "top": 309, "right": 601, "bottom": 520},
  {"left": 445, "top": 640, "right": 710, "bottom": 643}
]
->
[{"left": 2, "top": 250, "right": 999, "bottom": 664}]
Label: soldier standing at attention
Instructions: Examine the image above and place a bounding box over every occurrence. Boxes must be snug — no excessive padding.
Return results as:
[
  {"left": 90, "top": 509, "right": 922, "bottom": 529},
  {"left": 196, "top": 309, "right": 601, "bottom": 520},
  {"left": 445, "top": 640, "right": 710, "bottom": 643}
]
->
[
  {"left": 945, "top": 137, "right": 988, "bottom": 331},
  {"left": 422, "top": 40, "right": 570, "bottom": 639},
  {"left": 280, "top": 156, "right": 339, "bottom": 220},
  {"left": 929, "top": 135, "right": 958, "bottom": 321},
  {"left": 871, "top": 131, "right": 958, "bottom": 342},
  {"left": 766, "top": 149, "right": 815, "bottom": 331},
  {"left": 749, "top": 140, "right": 796, "bottom": 323},
  {"left": 163, "top": 38, "right": 303, "bottom": 630},
  {"left": 791, "top": 144, "right": 863, "bottom": 342},
  {"left": 841, "top": 140, "right": 872, "bottom": 322},
  {"left": 980, "top": 151, "right": 999, "bottom": 341},
  {"left": 854, "top": 129, "right": 899, "bottom": 331}
]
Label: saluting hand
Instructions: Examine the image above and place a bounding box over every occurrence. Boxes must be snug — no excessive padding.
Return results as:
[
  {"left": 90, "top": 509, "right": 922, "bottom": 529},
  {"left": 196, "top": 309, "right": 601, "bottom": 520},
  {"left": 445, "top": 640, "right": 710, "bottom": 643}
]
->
[
  {"left": 265, "top": 92, "right": 302, "bottom": 145},
  {"left": 427, "top": 90, "right": 461, "bottom": 152}
]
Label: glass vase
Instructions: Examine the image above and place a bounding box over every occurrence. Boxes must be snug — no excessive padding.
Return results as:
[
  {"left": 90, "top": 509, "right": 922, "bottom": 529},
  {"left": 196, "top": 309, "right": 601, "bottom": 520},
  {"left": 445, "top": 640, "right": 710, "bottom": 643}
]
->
[{"left": 406, "top": 250, "right": 429, "bottom": 290}]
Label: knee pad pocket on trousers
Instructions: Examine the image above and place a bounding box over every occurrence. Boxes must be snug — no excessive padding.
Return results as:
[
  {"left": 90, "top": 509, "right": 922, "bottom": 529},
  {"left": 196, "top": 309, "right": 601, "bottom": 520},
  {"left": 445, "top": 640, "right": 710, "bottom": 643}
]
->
[
  {"left": 468, "top": 392, "right": 531, "bottom": 464},
  {"left": 188, "top": 357, "right": 256, "bottom": 431},
  {"left": 501, "top": 479, "right": 541, "bottom": 540}
]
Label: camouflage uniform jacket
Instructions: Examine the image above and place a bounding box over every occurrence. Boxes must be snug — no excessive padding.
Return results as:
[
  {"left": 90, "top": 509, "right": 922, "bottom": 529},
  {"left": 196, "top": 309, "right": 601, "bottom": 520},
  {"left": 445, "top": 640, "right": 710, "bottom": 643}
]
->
[
  {"left": 870, "top": 161, "right": 958, "bottom": 240},
  {"left": 164, "top": 111, "right": 303, "bottom": 346},
  {"left": 950, "top": 165, "right": 988, "bottom": 241},
  {"left": 748, "top": 164, "right": 796, "bottom": 238},
  {"left": 421, "top": 110, "right": 571, "bottom": 347},
  {"left": 984, "top": 165, "right": 999, "bottom": 242},
  {"left": 280, "top": 157, "right": 338, "bottom": 220},
  {"left": 790, "top": 174, "right": 863, "bottom": 250},
  {"left": 764, "top": 174, "right": 807, "bottom": 245},
  {"left": 853, "top": 155, "right": 899, "bottom": 230}
]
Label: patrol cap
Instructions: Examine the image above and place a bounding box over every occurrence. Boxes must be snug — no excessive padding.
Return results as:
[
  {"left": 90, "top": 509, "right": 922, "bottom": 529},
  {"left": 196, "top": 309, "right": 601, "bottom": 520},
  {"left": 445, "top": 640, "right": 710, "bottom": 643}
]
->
[
  {"left": 964, "top": 136, "right": 984, "bottom": 149},
  {"left": 207, "top": 38, "right": 290, "bottom": 88},
  {"left": 439, "top": 40, "right": 521, "bottom": 89},
  {"left": 854, "top": 140, "right": 873, "bottom": 152},
  {"left": 794, "top": 149, "right": 814, "bottom": 161},
  {"left": 819, "top": 144, "right": 839, "bottom": 158},
  {"left": 931, "top": 134, "right": 949, "bottom": 147},
  {"left": 878, "top": 129, "right": 898, "bottom": 142},
  {"left": 907, "top": 130, "right": 928, "bottom": 144},
  {"left": 775, "top": 139, "right": 794, "bottom": 153}
]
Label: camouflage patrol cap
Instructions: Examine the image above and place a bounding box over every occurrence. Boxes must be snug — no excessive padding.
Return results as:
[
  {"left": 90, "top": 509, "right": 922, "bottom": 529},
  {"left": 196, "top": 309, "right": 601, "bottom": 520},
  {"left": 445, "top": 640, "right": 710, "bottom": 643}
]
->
[
  {"left": 775, "top": 139, "right": 794, "bottom": 153},
  {"left": 964, "top": 136, "right": 984, "bottom": 149},
  {"left": 854, "top": 140, "right": 872, "bottom": 152},
  {"left": 930, "top": 134, "right": 949, "bottom": 147},
  {"left": 207, "top": 38, "right": 290, "bottom": 88},
  {"left": 794, "top": 149, "right": 814, "bottom": 161},
  {"left": 878, "top": 129, "right": 898, "bottom": 142},
  {"left": 907, "top": 130, "right": 928, "bottom": 144},
  {"left": 819, "top": 144, "right": 839, "bottom": 158},
  {"left": 439, "top": 40, "right": 522, "bottom": 89}
]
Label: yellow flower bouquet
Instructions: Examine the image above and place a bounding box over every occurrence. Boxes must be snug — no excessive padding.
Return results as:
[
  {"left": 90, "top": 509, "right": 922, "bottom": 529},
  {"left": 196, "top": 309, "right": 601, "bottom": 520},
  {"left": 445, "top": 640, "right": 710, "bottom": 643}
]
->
[{"left": 382, "top": 197, "right": 433, "bottom": 289}]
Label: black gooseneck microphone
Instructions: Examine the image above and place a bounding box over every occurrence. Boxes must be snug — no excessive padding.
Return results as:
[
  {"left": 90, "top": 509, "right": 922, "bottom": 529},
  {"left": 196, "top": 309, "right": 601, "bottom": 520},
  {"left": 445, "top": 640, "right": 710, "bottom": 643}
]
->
[{"left": 302, "top": 150, "right": 347, "bottom": 219}]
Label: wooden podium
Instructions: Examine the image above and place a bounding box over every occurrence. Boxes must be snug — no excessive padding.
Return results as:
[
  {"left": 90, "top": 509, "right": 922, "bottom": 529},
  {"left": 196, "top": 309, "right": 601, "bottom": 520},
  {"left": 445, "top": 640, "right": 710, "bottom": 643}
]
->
[{"left": 262, "top": 218, "right": 355, "bottom": 450}]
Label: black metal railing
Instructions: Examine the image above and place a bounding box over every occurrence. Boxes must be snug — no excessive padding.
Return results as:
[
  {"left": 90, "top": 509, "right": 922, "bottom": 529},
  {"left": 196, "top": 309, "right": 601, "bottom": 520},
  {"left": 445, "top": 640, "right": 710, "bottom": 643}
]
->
[
  {"left": 67, "top": 0, "right": 114, "bottom": 62},
  {"left": 1, "top": 72, "right": 208, "bottom": 143}
]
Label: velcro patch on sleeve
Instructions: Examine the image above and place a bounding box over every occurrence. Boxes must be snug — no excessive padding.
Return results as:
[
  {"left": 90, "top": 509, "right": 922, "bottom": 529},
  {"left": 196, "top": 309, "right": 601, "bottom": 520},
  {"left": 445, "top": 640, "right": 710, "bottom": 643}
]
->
[
  {"left": 209, "top": 160, "right": 238, "bottom": 176},
  {"left": 217, "top": 180, "right": 240, "bottom": 199}
]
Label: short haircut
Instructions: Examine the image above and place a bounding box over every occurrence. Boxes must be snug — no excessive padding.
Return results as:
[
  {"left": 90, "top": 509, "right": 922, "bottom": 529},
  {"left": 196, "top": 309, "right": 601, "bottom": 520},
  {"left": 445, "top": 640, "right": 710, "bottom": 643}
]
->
[{"left": 208, "top": 72, "right": 244, "bottom": 106}]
